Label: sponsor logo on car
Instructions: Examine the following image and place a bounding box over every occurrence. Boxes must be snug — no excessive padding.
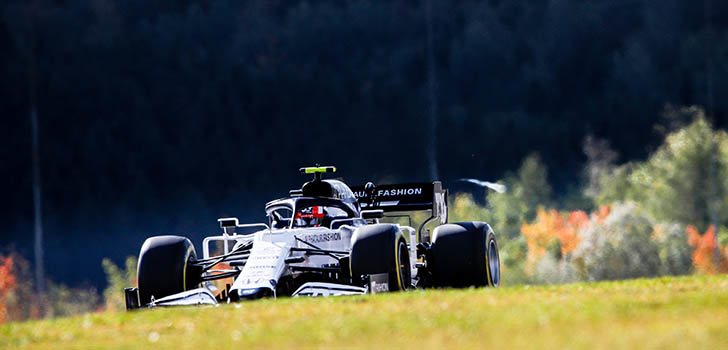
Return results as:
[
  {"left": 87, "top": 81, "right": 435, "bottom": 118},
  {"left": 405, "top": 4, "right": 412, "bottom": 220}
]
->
[
  {"left": 303, "top": 232, "right": 342, "bottom": 243},
  {"left": 370, "top": 281, "right": 389, "bottom": 293},
  {"left": 353, "top": 187, "right": 424, "bottom": 198}
]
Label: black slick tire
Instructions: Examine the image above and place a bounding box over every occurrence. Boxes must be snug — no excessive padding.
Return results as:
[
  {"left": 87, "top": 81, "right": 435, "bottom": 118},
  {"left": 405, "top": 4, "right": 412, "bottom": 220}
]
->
[
  {"left": 137, "top": 235, "right": 200, "bottom": 304},
  {"left": 349, "top": 224, "right": 411, "bottom": 291},
  {"left": 429, "top": 222, "right": 500, "bottom": 288}
]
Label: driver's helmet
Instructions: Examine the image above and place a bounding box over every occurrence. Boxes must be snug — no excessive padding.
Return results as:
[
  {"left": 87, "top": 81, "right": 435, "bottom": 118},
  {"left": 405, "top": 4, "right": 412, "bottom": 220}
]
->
[{"left": 294, "top": 206, "right": 327, "bottom": 227}]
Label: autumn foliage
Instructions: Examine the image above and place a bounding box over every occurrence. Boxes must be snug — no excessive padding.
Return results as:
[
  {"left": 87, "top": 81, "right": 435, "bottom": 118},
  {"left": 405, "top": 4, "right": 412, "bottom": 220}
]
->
[
  {"left": 521, "top": 208, "right": 592, "bottom": 272},
  {"left": 686, "top": 225, "right": 728, "bottom": 274},
  {"left": 0, "top": 252, "right": 43, "bottom": 323},
  {"left": 0, "top": 251, "right": 102, "bottom": 323},
  {"left": 0, "top": 255, "right": 17, "bottom": 324}
]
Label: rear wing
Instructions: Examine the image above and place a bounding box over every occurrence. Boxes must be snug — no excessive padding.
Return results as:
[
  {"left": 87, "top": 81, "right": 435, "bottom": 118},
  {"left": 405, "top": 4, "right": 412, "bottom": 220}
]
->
[{"left": 350, "top": 181, "right": 448, "bottom": 227}]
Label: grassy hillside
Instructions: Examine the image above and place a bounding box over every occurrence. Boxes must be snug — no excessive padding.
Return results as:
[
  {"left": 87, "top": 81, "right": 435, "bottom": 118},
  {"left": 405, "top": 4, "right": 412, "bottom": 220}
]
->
[{"left": 2, "top": 275, "right": 727, "bottom": 349}]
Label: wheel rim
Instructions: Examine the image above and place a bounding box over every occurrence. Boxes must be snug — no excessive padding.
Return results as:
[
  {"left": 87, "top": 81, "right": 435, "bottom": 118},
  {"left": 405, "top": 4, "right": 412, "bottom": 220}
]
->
[
  {"left": 398, "top": 241, "right": 411, "bottom": 290},
  {"left": 487, "top": 239, "right": 500, "bottom": 286}
]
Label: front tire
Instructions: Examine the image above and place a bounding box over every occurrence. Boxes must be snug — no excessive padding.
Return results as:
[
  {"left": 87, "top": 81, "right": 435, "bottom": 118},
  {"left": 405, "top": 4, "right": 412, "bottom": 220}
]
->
[
  {"left": 350, "top": 224, "right": 411, "bottom": 291},
  {"left": 137, "top": 235, "right": 201, "bottom": 304},
  {"left": 429, "top": 222, "right": 500, "bottom": 288}
]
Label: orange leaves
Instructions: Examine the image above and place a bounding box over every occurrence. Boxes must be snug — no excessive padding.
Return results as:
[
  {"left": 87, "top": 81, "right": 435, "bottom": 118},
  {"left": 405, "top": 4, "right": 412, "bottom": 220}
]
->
[
  {"left": 562, "top": 211, "right": 589, "bottom": 255},
  {"left": 593, "top": 205, "right": 611, "bottom": 223},
  {"left": 686, "top": 225, "right": 728, "bottom": 274},
  {"left": 0, "top": 255, "right": 17, "bottom": 324},
  {"left": 521, "top": 208, "right": 560, "bottom": 265},
  {"left": 0, "top": 256, "right": 15, "bottom": 291},
  {"left": 521, "top": 208, "right": 591, "bottom": 273}
]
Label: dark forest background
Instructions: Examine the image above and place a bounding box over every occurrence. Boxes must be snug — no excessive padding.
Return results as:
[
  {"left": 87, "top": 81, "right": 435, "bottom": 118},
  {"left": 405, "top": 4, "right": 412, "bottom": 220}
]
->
[{"left": 2, "top": 0, "right": 727, "bottom": 287}]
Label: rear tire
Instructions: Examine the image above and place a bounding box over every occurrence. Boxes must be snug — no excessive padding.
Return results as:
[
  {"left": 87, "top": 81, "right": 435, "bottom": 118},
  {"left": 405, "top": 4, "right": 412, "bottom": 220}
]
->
[
  {"left": 137, "top": 235, "right": 200, "bottom": 304},
  {"left": 350, "top": 224, "right": 411, "bottom": 291},
  {"left": 429, "top": 222, "right": 500, "bottom": 288}
]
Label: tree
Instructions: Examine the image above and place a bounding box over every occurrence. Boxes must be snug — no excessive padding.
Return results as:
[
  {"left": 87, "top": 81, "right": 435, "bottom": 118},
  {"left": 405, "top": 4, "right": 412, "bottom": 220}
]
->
[
  {"left": 597, "top": 108, "right": 728, "bottom": 232},
  {"left": 633, "top": 111, "right": 728, "bottom": 230},
  {"left": 582, "top": 135, "right": 618, "bottom": 203},
  {"left": 487, "top": 154, "right": 552, "bottom": 241},
  {"left": 482, "top": 154, "right": 553, "bottom": 285}
]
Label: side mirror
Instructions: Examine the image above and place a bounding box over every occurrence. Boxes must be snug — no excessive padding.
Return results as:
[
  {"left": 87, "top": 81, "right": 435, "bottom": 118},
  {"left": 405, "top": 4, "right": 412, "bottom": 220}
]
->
[
  {"left": 218, "top": 217, "right": 239, "bottom": 235},
  {"left": 361, "top": 210, "right": 384, "bottom": 220}
]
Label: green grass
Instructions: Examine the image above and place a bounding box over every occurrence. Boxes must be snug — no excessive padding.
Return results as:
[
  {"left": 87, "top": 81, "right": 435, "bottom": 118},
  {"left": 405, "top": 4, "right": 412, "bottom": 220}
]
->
[{"left": 2, "top": 275, "right": 727, "bottom": 349}]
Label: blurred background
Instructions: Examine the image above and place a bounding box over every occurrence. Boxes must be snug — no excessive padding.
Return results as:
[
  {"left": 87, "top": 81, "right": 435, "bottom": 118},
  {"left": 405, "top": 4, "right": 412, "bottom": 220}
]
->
[{"left": 1, "top": 0, "right": 727, "bottom": 320}]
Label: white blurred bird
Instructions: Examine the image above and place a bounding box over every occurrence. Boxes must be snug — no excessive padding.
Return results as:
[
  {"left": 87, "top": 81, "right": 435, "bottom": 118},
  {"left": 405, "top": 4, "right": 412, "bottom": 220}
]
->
[{"left": 458, "top": 178, "right": 507, "bottom": 193}]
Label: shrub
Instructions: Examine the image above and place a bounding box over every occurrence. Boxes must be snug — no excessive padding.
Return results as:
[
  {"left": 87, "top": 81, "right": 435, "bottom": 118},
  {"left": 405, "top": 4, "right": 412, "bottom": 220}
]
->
[
  {"left": 0, "top": 251, "right": 106, "bottom": 323},
  {"left": 572, "top": 203, "right": 662, "bottom": 281},
  {"left": 533, "top": 253, "right": 579, "bottom": 284},
  {"left": 102, "top": 257, "right": 137, "bottom": 311},
  {"left": 499, "top": 237, "right": 530, "bottom": 285},
  {"left": 45, "top": 282, "right": 100, "bottom": 318},
  {"left": 0, "top": 252, "right": 41, "bottom": 322},
  {"left": 652, "top": 223, "right": 692, "bottom": 276},
  {"left": 686, "top": 225, "right": 728, "bottom": 274},
  {"left": 0, "top": 255, "right": 16, "bottom": 324},
  {"left": 521, "top": 208, "right": 588, "bottom": 274},
  {"left": 447, "top": 193, "right": 490, "bottom": 223}
]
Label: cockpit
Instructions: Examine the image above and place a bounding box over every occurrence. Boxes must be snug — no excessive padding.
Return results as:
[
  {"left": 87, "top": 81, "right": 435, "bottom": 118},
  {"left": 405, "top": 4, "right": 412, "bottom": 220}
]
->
[
  {"left": 293, "top": 205, "right": 350, "bottom": 228},
  {"left": 265, "top": 166, "right": 364, "bottom": 229},
  {"left": 266, "top": 198, "right": 361, "bottom": 229}
]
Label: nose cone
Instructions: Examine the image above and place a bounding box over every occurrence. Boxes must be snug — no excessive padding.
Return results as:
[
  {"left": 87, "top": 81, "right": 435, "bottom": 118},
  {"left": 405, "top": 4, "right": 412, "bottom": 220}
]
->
[{"left": 229, "top": 287, "right": 274, "bottom": 301}]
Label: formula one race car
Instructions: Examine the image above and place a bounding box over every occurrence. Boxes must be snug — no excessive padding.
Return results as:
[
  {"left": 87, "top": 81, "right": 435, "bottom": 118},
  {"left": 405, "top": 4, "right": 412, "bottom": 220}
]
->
[{"left": 125, "top": 166, "right": 500, "bottom": 309}]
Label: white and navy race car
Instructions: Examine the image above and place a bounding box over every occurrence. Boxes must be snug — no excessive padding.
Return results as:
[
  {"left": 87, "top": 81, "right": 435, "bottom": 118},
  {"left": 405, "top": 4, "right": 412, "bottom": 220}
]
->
[{"left": 125, "top": 166, "right": 500, "bottom": 309}]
